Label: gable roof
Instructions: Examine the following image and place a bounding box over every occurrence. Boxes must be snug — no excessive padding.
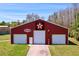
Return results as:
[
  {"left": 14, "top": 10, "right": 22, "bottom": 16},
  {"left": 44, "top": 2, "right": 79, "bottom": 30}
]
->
[{"left": 11, "top": 19, "right": 68, "bottom": 30}]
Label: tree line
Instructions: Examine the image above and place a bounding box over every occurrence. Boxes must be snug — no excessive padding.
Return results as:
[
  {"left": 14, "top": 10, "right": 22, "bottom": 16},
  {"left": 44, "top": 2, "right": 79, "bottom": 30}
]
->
[
  {"left": 0, "top": 13, "right": 44, "bottom": 27},
  {"left": 48, "top": 4, "right": 79, "bottom": 41}
]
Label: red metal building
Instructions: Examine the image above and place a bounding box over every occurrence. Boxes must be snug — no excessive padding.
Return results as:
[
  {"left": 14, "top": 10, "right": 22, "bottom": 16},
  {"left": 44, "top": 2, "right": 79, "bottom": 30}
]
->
[{"left": 11, "top": 19, "right": 68, "bottom": 45}]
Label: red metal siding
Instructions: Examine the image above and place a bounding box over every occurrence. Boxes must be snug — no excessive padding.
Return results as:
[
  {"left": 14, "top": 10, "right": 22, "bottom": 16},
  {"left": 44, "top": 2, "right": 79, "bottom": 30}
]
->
[
  {"left": 11, "top": 19, "right": 68, "bottom": 44},
  {"left": 44, "top": 22, "right": 68, "bottom": 44}
]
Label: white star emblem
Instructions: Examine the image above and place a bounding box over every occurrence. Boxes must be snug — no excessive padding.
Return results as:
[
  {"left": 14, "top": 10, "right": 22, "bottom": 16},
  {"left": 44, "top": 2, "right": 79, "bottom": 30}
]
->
[{"left": 37, "top": 23, "right": 43, "bottom": 29}]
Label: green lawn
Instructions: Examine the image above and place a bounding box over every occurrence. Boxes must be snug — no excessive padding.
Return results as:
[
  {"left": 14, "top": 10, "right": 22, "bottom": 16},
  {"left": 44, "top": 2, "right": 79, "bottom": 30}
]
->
[
  {"left": 0, "top": 34, "right": 10, "bottom": 40},
  {"left": 49, "top": 45, "right": 79, "bottom": 56},
  {"left": 0, "top": 34, "right": 29, "bottom": 56},
  {"left": 49, "top": 38, "right": 79, "bottom": 56},
  {"left": 2, "top": 34, "right": 79, "bottom": 56}
]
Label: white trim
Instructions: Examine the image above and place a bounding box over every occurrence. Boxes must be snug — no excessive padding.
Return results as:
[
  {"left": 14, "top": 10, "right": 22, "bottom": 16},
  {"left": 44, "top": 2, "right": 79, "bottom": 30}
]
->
[
  {"left": 11, "top": 20, "right": 36, "bottom": 29},
  {"left": 11, "top": 19, "right": 68, "bottom": 30},
  {"left": 47, "top": 21, "right": 68, "bottom": 29}
]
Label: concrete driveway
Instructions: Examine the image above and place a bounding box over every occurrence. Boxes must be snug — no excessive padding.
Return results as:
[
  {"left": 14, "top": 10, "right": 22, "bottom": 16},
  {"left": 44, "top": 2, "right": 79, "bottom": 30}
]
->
[{"left": 27, "top": 45, "right": 51, "bottom": 56}]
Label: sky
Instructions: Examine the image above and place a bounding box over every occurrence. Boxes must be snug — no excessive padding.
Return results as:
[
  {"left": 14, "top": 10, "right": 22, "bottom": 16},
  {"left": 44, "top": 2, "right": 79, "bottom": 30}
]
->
[{"left": 0, "top": 3, "right": 73, "bottom": 22}]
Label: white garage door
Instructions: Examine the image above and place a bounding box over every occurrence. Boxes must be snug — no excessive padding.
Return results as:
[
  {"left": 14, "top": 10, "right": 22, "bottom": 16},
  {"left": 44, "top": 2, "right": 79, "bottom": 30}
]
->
[
  {"left": 52, "top": 34, "right": 66, "bottom": 44},
  {"left": 13, "top": 34, "right": 27, "bottom": 44},
  {"left": 34, "top": 31, "right": 45, "bottom": 44}
]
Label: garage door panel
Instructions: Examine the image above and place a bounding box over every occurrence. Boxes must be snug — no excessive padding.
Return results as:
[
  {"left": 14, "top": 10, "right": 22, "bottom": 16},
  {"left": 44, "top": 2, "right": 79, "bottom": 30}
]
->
[
  {"left": 14, "top": 34, "right": 27, "bottom": 44},
  {"left": 34, "top": 31, "right": 45, "bottom": 44},
  {"left": 52, "top": 35, "right": 66, "bottom": 44}
]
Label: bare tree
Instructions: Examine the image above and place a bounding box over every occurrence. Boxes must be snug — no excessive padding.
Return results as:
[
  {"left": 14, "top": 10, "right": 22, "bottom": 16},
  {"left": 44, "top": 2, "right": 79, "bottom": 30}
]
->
[
  {"left": 73, "top": 3, "right": 78, "bottom": 28},
  {"left": 26, "top": 13, "right": 40, "bottom": 23},
  {"left": 17, "top": 20, "right": 20, "bottom": 25}
]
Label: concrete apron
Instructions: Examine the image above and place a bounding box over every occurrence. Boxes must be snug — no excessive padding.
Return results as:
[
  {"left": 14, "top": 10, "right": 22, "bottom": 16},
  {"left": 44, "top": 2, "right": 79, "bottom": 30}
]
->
[{"left": 27, "top": 45, "right": 51, "bottom": 56}]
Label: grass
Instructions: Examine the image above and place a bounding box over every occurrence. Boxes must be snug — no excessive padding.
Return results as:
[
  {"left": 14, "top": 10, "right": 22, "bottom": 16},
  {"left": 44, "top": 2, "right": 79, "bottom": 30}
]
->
[
  {"left": 49, "top": 37, "right": 79, "bottom": 56},
  {"left": 49, "top": 45, "right": 79, "bottom": 56},
  {"left": 2, "top": 34, "right": 79, "bottom": 56},
  {"left": 69, "top": 37, "right": 79, "bottom": 45},
  {"left": 0, "top": 34, "right": 29, "bottom": 56},
  {"left": 0, "top": 41, "right": 29, "bottom": 56},
  {"left": 0, "top": 34, "right": 10, "bottom": 40}
]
